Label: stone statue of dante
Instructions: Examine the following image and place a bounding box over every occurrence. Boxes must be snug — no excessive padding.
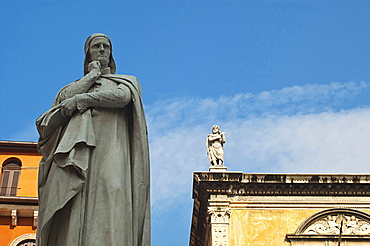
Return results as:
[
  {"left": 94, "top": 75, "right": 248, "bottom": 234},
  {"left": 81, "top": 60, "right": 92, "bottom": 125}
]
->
[
  {"left": 36, "top": 33, "right": 150, "bottom": 246},
  {"left": 206, "top": 125, "right": 226, "bottom": 166}
]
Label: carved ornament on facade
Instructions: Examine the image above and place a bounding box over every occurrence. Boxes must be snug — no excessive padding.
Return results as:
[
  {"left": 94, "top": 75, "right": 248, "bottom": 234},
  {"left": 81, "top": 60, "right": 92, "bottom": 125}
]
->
[
  {"left": 208, "top": 208, "right": 231, "bottom": 224},
  {"left": 208, "top": 208, "right": 231, "bottom": 246},
  {"left": 304, "top": 213, "right": 370, "bottom": 235},
  {"left": 213, "top": 227, "right": 228, "bottom": 246},
  {"left": 10, "top": 233, "right": 36, "bottom": 246}
]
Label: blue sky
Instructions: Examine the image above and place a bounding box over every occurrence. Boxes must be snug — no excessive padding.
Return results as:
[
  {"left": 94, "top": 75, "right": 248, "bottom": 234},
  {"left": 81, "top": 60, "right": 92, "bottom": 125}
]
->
[{"left": 2, "top": 1, "right": 370, "bottom": 245}]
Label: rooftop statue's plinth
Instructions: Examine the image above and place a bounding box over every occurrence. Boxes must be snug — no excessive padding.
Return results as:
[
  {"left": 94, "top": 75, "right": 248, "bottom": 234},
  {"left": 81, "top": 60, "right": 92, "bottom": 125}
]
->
[{"left": 209, "top": 165, "right": 228, "bottom": 172}]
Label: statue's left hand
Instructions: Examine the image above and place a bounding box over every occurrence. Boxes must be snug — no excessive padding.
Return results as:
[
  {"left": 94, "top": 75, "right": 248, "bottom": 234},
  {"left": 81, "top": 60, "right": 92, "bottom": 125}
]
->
[{"left": 60, "top": 97, "right": 77, "bottom": 117}]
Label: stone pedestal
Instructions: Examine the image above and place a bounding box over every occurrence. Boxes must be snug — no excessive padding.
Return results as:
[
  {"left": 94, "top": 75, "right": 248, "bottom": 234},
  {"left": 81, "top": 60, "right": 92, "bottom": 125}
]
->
[{"left": 209, "top": 165, "right": 227, "bottom": 172}]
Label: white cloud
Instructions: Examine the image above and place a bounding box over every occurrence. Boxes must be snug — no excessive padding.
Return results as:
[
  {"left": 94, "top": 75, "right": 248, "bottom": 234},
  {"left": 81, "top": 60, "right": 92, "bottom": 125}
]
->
[
  {"left": 225, "top": 109, "right": 370, "bottom": 174},
  {"left": 147, "top": 82, "right": 370, "bottom": 212},
  {"left": 9, "top": 82, "right": 370, "bottom": 213},
  {"left": 146, "top": 81, "right": 370, "bottom": 130}
]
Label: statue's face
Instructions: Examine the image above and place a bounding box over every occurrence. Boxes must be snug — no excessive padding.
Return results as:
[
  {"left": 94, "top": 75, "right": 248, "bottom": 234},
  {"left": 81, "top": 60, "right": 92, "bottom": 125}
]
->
[
  {"left": 88, "top": 37, "right": 111, "bottom": 68},
  {"left": 212, "top": 126, "right": 220, "bottom": 134}
]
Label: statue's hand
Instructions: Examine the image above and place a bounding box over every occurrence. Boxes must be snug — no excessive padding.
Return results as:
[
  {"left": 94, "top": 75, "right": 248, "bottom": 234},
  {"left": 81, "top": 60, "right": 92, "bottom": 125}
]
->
[
  {"left": 60, "top": 97, "right": 77, "bottom": 117},
  {"left": 87, "top": 61, "right": 101, "bottom": 79},
  {"left": 88, "top": 61, "right": 101, "bottom": 72}
]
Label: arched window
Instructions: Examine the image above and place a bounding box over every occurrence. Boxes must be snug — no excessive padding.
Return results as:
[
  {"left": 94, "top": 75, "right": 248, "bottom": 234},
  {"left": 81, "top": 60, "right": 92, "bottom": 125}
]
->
[
  {"left": 0, "top": 158, "right": 21, "bottom": 196},
  {"left": 10, "top": 233, "right": 36, "bottom": 246},
  {"left": 17, "top": 240, "right": 35, "bottom": 246},
  {"left": 286, "top": 208, "right": 370, "bottom": 245}
]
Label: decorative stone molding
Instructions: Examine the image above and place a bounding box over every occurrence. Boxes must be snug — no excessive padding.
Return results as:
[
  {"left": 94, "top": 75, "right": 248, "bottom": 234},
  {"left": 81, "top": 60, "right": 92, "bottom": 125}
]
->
[
  {"left": 208, "top": 208, "right": 231, "bottom": 246},
  {"left": 296, "top": 209, "right": 370, "bottom": 235},
  {"left": 208, "top": 208, "right": 231, "bottom": 224},
  {"left": 195, "top": 172, "right": 370, "bottom": 184},
  {"left": 287, "top": 208, "right": 370, "bottom": 244},
  {"left": 195, "top": 172, "right": 242, "bottom": 182},
  {"left": 10, "top": 233, "right": 36, "bottom": 246},
  {"left": 303, "top": 213, "right": 370, "bottom": 235},
  {"left": 193, "top": 172, "right": 370, "bottom": 196},
  {"left": 212, "top": 227, "right": 228, "bottom": 246}
]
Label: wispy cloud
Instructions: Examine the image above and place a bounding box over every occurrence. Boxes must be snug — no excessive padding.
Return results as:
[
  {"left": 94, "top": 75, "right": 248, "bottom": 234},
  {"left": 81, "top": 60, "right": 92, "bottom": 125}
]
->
[
  {"left": 147, "top": 81, "right": 369, "bottom": 132},
  {"left": 147, "top": 81, "right": 370, "bottom": 212},
  {"left": 8, "top": 123, "right": 39, "bottom": 142},
  {"left": 8, "top": 81, "right": 370, "bottom": 213}
]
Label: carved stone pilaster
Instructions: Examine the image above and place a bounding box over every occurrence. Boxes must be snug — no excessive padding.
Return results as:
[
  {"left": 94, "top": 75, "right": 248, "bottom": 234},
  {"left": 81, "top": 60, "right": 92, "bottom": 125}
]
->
[{"left": 208, "top": 208, "right": 231, "bottom": 246}]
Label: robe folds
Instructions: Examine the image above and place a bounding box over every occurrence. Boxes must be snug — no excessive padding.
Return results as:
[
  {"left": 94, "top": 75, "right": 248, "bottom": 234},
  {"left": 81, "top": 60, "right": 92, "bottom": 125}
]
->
[
  {"left": 36, "top": 74, "right": 150, "bottom": 246},
  {"left": 206, "top": 133, "right": 224, "bottom": 163}
]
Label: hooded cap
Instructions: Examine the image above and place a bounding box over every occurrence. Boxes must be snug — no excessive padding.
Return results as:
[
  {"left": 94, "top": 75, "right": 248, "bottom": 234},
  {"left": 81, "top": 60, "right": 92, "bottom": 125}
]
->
[{"left": 84, "top": 33, "right": 116, "bottom": 75}]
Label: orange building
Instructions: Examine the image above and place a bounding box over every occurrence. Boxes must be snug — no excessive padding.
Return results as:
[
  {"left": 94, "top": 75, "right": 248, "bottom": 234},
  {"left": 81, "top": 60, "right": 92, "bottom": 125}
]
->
[{"left": 0, "top": 141, "right": 40, "bottom": 246}]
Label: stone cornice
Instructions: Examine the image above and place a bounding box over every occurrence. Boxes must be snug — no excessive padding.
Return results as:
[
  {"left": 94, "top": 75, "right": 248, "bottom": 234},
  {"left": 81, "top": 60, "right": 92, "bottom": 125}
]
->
[
  {"left": 193, "top": 172, "right": 370, "bottom": 197},
  {"left": 195, "top": 172, "right": 370, "bottom": 183},
  {"left": 0, "top": 140, "right": 39, "bottom": 154},
  {"left": 0, "top": 196, "right": 38, "bottom": 205}
]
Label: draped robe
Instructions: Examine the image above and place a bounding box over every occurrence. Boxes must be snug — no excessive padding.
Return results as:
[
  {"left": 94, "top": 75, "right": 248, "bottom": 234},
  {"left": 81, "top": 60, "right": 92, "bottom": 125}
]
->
[
  {"left": 206, "top": 133, "right": 224, "bottom": 164},
  {"left": 36, "top": 73, "right": 150, "bottom": 246}
]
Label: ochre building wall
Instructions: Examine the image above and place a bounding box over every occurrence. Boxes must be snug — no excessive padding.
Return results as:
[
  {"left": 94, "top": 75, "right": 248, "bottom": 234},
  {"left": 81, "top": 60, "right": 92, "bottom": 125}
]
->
[
  {"left": 229, "top": 207, "right": 370, "bottom": 245},
  {"left": 0, "top": 153, "right": 40, "bottom": 197},
  {"left": 0, "top": 218, "right": 35, "bottom": 246}
]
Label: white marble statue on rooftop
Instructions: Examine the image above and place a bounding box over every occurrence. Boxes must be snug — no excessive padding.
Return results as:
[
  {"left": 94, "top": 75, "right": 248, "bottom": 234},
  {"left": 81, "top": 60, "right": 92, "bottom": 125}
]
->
[
  {"left": 36, "top": 33, "right": 150, "bottom": 246},
  {"left": 206, "top": 125, "right": 226, "bottom": 166}
]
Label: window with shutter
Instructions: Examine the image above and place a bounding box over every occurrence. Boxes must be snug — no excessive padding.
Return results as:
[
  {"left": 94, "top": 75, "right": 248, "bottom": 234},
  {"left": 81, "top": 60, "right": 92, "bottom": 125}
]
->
[{"left": 0, "top": 159, "right": 21, "bottom": 196}]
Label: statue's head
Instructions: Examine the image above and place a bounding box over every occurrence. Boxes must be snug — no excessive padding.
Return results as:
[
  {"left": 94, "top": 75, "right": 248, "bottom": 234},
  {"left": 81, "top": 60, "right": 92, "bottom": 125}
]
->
[
  {"left": 212, "top": 125, "right": 220, "bottom": 134},
  {"left": 84, "top": 33, "right": 116, "bottom": 75}
]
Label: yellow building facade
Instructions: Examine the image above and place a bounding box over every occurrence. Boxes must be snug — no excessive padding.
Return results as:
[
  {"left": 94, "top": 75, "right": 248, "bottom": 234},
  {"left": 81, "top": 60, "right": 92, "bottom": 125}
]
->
[
  {"left": 190, "top": 172, "right": 370, "bottom": 246},
  {"left": 0, "top": 141, "right": 40, "bottom": 246}
]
